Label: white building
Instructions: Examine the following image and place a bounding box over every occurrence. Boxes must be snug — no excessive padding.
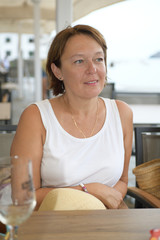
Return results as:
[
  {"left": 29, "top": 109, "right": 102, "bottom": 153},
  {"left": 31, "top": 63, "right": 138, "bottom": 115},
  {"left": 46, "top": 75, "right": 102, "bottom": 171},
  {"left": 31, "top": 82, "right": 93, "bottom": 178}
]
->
[
  {"left": 0, "top": 33, "right": 18, "bottom": 61},
  {"left": 0, "top": 33, "right": 49, "bottom": 62}
]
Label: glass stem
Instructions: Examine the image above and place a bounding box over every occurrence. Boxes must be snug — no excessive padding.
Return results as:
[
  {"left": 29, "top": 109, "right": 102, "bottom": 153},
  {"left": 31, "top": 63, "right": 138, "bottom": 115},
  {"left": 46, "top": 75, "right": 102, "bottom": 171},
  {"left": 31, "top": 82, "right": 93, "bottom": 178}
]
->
[{"left": 6, "top": 225, "right": 18, "bottom": 240}]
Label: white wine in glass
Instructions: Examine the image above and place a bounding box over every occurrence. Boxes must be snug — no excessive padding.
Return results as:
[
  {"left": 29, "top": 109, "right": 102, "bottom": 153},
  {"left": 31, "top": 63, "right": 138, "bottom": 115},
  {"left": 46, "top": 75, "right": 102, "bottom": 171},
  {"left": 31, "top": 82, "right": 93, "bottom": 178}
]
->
[{"left": 0, "top": 156, "right": 36, "bottom": 240}]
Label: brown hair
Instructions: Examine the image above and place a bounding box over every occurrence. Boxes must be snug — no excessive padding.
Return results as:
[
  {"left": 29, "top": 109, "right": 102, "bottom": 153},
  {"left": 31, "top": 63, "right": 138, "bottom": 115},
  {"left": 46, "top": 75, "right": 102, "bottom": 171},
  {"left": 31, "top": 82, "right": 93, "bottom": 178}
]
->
[{"left": 46, "top": 24, "right": 107, "bottom": 96}]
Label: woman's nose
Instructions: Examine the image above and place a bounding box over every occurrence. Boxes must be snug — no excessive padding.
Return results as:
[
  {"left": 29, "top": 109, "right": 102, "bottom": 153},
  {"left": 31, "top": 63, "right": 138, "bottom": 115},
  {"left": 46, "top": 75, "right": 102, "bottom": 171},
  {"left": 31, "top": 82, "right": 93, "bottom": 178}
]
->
[{"left": 87, "top": 61, "right": 96, "bottom": 74}]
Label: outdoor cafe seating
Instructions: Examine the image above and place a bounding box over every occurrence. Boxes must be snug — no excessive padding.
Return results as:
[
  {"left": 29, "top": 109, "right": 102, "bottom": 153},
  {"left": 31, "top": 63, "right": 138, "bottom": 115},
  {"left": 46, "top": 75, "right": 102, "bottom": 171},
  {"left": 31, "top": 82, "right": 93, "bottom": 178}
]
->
[
  {"left": 127, "top": 126, "right": 160, "bottom": 208},
  {"left": 0, "top": 67, "right": 18, "bottom": 125},
  {"left": 0, "top": 123, "right": 160, "bottom": 239},
  {"left": 0, "top": 89, "right": 160, "bottom": 238}
]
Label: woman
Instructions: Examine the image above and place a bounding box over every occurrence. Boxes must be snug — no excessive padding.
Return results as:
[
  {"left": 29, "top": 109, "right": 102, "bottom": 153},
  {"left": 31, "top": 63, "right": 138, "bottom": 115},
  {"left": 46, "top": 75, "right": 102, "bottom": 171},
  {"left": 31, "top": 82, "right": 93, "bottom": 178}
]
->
[{"left": 11, "top": 25, "right": 133, "bottom": 210}]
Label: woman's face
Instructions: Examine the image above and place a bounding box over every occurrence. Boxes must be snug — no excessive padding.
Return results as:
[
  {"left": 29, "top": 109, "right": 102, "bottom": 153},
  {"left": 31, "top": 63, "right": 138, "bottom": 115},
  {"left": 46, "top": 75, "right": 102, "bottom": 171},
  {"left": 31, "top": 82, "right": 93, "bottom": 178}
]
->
[{"left": 55, "top": 34, "right": 106, "bottom": 99}]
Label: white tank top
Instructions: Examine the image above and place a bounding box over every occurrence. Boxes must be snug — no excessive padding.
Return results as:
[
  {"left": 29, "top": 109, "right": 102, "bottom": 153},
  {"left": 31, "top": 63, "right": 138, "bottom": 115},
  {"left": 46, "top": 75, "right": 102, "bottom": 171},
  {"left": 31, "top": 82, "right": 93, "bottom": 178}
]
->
[{"left": 34, "top": 98, "right": 124, "bottom": 188}]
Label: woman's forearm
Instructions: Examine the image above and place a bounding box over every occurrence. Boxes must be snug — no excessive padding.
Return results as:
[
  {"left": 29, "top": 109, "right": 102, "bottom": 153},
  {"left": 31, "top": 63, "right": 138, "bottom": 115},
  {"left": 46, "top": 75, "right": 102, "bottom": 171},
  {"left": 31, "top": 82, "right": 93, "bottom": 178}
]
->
[
  {"left": 35, "top": 181, "right": 125, "bottom": 211},
  {"left": 35, "top": 185, "right": 83, "bottom": 210},
  {"left": 113, "top": 180, "right": 128, "bottom": 199}
]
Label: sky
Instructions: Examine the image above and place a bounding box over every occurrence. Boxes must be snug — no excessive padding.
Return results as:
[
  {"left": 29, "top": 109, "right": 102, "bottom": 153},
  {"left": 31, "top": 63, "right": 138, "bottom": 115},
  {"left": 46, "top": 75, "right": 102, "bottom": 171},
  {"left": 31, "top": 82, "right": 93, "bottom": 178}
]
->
[
  {"left": 74, "top": 0, "right": 160, "bottom": 62},
  {"left": 73, "top": 0, "right": 160, "bottom": 91}
]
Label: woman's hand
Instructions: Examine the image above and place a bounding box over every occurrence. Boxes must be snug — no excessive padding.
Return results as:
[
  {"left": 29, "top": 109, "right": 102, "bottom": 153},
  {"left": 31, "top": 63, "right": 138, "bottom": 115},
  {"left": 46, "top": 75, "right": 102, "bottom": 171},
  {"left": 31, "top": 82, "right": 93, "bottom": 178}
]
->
[
  {"left": 86, "top": 182, "right": 123, "bottom": 209},
  {"left": 100, "top": 185, "right": 123, "bottom": 209}
]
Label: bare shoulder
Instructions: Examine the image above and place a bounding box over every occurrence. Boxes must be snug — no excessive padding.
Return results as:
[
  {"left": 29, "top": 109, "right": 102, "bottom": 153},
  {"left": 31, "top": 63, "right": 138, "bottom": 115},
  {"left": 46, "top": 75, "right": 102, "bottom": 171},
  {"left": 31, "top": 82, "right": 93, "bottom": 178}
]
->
[
  {"left": 115, "top": 100, "right": 133, "bottom": 135},
  {"left": 16, "top": 103, "right": 44, "bottom": 134},
  {"left": 10, "top": 103, "right": 45, "bottom": 158},
  {"left": 19, "top": 104, "right": 41, "bottom": 122},
  {"left": 115, "top": 100, "right": 133, "bottom": 119}
]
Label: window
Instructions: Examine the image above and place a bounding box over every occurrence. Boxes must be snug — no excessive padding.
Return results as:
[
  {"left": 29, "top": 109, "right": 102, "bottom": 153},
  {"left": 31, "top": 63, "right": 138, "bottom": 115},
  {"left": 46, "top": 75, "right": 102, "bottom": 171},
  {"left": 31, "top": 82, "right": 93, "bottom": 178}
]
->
[
  {"left": 29, "top": 38, "right": 34, "bottom": 43},
  {"left": 29, "top": 51, "right": 34, "bottom": 57},
  {"left": 6, "top": 51, "right": 11, "bottom": 56},
  {"left": 5, "top": 37, "right": 11, "bottom": 43}
]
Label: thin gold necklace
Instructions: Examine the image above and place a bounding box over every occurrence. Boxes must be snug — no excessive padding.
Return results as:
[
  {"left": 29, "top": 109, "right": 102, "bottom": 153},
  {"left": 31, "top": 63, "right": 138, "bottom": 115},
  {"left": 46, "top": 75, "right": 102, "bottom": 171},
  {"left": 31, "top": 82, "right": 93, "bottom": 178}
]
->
[{"left": 63, "top": 96, "right": 99, "bottom": 138}]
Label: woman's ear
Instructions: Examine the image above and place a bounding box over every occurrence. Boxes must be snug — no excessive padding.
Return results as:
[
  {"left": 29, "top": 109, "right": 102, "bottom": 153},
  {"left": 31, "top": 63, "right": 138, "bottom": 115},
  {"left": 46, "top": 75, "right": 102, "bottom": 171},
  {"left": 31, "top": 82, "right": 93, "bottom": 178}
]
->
[{"left": 51, "top": 63, "right": 63, "bottom": 80}]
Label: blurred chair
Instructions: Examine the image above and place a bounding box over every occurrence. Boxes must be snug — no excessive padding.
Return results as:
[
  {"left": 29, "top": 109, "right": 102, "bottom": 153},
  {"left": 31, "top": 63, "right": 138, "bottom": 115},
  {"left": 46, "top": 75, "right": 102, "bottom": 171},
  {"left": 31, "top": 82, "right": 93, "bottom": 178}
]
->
[
  {"left": 0, "top": 124, "right": 17, "bottom": 158},
  {"left": 0, "top": 102, "right": 11, "bottom": 124},
  {"left": 0, "top": 83, "right": 13, "bottom": 124},
  {"left": 127, "top": 126, "right": 160, "bottom": 208},
  {"left": 142, "top": 132, "right": 160, "bottom": 163},
  {"left": 134, "top": 126, "right": 160, "bottom": 166}
]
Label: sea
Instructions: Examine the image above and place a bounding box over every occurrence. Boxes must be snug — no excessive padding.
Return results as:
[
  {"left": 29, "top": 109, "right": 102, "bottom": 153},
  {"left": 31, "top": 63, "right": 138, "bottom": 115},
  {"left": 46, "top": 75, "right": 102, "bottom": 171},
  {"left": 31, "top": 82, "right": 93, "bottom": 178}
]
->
[{"left": 107, "top": 58, "right": 160, "bottom": 93}]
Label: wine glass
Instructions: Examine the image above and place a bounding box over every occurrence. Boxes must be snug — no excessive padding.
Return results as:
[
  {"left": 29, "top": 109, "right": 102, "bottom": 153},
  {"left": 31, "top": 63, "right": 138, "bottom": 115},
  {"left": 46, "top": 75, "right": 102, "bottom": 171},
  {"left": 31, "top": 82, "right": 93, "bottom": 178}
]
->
[{"left": 0, "top": 156, "right": 36, "bottom": 240}]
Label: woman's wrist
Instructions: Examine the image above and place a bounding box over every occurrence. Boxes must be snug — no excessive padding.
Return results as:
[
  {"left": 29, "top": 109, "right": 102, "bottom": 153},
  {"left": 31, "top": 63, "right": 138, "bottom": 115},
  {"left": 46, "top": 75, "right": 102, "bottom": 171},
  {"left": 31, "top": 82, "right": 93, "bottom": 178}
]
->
[{"left": 80, "top": 183, "right": 89, "bottom": 193}]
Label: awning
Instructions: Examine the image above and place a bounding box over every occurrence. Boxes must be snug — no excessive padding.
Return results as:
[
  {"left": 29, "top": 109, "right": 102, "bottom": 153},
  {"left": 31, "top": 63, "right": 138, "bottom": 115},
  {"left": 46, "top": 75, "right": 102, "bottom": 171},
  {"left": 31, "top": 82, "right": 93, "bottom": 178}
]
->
[{"left": 0, "top": 0, "right": 126, "bottom": 34}]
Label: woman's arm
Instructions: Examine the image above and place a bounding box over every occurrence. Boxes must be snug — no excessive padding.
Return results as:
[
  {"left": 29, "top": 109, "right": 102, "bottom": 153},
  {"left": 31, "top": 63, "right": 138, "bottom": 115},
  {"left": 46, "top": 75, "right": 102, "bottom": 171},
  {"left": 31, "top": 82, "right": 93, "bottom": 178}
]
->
[
  {"left": 103, "top": 100, "right": 133, "bottom": 208},
  {"left": 114, "top": 100, "right": 133, "bottom": 196},
  {"left": 10, "top": 104, "right": 49, "bottom": 210}
]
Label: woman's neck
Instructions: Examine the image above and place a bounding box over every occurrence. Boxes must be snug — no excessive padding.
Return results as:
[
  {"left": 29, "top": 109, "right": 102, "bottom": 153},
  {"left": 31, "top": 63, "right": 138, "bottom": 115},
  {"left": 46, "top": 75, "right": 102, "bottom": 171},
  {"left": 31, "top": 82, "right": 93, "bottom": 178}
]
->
[{"left": 62, "top": 93, "right": 99, "bottom": 117}]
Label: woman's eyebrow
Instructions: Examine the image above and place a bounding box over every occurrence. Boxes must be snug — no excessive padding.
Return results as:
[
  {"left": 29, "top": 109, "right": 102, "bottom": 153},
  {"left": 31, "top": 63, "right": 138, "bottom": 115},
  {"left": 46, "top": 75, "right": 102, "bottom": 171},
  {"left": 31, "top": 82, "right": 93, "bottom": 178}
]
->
[
  {"left": 70, "top": 54, "right": 84, "bottom": 59},
  {"left": 95, "top": 51, "right": 104, "bottom": 56},
  {"left": 71, "top": 51, "right": 104, "bottom": 59}
]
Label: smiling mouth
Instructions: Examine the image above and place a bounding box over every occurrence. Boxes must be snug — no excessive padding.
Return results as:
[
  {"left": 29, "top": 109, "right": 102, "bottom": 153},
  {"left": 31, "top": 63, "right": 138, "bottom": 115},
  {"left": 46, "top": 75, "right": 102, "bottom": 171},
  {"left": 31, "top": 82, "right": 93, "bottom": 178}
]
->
[{"left": 85, "top": 80, "right": 98, "bottom": 84}]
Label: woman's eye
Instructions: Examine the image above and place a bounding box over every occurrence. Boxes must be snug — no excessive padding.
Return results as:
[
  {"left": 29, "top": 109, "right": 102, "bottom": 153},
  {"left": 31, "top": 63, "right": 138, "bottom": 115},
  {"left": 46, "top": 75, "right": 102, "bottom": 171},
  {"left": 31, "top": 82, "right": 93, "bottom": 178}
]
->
[
  {"left": 74, "top": 59, "right": 83, "bottom": 64},
  {"left": 96, "top": 57, "right": 104, "bottom": 62}
]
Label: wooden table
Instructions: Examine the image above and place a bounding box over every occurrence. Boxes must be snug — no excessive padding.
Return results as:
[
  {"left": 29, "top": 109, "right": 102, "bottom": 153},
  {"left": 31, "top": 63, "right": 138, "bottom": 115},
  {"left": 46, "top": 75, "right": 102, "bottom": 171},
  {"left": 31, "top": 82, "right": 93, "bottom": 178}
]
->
[{"left": 19, "top": 209, "right": 160, "bottom": 240}]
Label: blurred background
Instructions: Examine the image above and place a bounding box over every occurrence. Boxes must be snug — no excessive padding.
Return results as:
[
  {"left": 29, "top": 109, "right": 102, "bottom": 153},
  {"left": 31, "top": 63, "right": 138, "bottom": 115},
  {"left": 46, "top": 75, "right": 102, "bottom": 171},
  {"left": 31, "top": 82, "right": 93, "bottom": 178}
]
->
[
  {"left": 0, "top": 0, "right": 159, "bottom": 208},
  {"left": 0, "top": 0, "right": 159, "bottom": 125}
]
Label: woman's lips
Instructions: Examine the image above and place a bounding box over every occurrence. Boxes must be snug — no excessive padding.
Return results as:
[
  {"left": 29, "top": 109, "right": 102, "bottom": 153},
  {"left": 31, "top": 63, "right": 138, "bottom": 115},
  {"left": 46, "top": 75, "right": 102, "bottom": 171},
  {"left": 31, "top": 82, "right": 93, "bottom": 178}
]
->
[{"left": 85, "top": 80, "right": 98, "bottom": 85}]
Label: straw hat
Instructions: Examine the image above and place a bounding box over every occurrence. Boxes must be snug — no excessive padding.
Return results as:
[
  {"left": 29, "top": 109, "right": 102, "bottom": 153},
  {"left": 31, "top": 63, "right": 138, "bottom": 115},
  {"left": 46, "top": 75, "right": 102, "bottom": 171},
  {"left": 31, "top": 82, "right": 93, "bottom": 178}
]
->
[{"left": 38, "top": 188, "right": 106, "bottom": 211}]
